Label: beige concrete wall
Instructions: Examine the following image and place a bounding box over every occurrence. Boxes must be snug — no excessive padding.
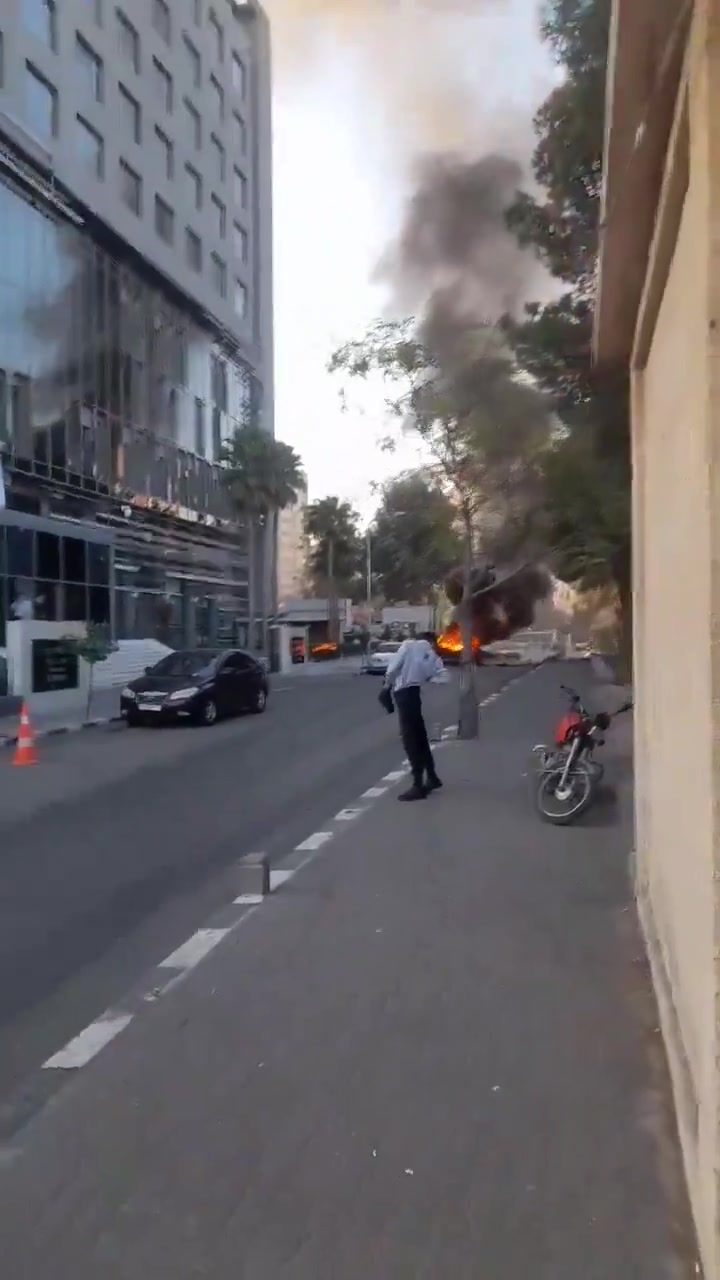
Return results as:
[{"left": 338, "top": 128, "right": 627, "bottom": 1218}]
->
[{"left": 633, "top": 4, "right": 720, "bottom": 1270}]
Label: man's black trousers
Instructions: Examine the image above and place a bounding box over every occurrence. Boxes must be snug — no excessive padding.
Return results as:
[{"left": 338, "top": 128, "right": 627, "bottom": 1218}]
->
[{"left": 394, "top": 685, "right": 435, "bottom": 787}]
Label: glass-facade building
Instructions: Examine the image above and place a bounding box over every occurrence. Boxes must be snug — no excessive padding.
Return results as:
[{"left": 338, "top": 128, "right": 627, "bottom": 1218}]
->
[{"left": 0, "top": 0, "right": 274, "bottom": 651}]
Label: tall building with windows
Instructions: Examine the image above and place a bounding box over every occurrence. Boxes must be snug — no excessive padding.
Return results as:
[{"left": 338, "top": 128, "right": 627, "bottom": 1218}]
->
[
  {"left": 0, "top": 0, "right": 273, "bottom": 650},
  {"left": 276, "top": 473, "right": 308, "bottom": 605}
]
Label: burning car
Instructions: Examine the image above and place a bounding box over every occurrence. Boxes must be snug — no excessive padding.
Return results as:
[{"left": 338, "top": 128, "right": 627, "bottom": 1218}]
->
[{"left": 435, "top": 624, "right": 482, "bottom": 666}]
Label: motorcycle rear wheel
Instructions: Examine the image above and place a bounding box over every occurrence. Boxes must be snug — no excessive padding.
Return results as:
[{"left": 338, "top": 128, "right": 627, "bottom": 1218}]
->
[{"left": 536, "top": 764, "right": 594, "bottom": 825}]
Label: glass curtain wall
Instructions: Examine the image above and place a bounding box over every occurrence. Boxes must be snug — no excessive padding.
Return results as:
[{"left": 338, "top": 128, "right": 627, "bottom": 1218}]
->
[{"left": 0, "top": 172, "right": 258, "bottom": 511}]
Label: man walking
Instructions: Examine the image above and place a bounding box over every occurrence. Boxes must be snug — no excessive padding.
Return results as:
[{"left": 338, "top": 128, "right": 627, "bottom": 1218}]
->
[{"left": 384, "top": 633, "right": 448, "bottom": 802}]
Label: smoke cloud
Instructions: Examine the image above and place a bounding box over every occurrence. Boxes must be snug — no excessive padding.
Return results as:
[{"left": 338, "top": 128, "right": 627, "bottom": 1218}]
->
[
  {"left": 266, "top": 0, "right": 548, "bottom": 343},
  {"left": 377, "top": 152, "right": 546, "bottom": 342},
  {"left": 444, "top": 564, "right": 552, "bottom": 645}
]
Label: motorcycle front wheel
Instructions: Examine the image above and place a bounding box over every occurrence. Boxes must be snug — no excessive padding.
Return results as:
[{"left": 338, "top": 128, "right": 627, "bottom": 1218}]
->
[{"left": 535, "top": 764, "right": 594, "bottom": 825}]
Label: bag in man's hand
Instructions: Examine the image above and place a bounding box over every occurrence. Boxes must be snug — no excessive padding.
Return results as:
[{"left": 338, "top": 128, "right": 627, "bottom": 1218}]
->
[{"left": 378, "top": 685, "right": 394, "bottom": 715}]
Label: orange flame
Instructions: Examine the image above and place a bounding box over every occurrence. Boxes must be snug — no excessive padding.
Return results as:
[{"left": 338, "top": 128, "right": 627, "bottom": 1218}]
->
[{"left": 436, "top": 623, "right": 480, "bottom": 656}]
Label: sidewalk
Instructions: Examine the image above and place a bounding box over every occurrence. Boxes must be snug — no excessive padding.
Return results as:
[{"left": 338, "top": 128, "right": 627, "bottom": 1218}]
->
[
  {"left": 0, "top": 668, "right": 696, "bottom": 1277},
  {"left": 0, "top": 687, "right": 122, "bottom": 745}
]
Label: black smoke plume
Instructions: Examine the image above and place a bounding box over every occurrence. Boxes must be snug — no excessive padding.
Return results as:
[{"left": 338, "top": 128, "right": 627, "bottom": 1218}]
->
[{"left": 444, "top": 564, "right": 552, "bottom": 647}]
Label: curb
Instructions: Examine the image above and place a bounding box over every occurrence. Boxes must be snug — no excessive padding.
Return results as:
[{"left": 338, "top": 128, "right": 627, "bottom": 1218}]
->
[{"left": 0, "top": 713, "right": 124, "bottom": 749}]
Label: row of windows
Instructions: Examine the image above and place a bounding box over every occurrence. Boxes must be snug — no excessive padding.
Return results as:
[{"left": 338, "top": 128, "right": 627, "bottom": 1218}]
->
[
  {"left": 21, "top": 55, "right": 249, "bottom": 311},
  {"left": 20, "top": 22, "right": 250, "bottom": 178},
  {"left": 118, "top": 163, "right": 247, "bottom": 317},
  {"left": 24, "top": 0, "right": 248, "bottom": 113},
  {"left": 0, "top": 524, "right": 110, "bottom": 586}
]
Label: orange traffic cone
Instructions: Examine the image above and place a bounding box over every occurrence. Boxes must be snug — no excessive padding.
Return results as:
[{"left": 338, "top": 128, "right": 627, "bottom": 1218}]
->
[{"left": 13, "top": 702, "right": 38, "bottom": 766}]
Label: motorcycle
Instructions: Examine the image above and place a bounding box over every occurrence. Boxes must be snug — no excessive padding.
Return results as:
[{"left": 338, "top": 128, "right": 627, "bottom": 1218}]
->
[{"left": 532, "top": 684, "right": 632, "bottom": 825}]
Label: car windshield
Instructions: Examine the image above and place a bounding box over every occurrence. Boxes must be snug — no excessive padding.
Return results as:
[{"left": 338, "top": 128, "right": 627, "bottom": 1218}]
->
[
  {"left": 150, "top": 651, "right": 219, "bottom": 678},
  {"left": 378, "top": 643, "right": 401, "bottom": 653}
]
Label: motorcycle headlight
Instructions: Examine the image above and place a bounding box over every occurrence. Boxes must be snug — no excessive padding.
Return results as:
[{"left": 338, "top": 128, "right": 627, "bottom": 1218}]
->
[
  {"left": 122, "top": 687, "right": 137, "bottom": 699},
  {"left": 168, "top": 686, "right": 199, "bottom": 702}
]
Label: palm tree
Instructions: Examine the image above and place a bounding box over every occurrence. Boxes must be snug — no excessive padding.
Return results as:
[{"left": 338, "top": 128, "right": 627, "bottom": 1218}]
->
[
  {"left": 305, "top": 497, "right": 361, "bottom": 643},
  {"left": 221, "top": 426, "right": 304, "bottom": 652}
]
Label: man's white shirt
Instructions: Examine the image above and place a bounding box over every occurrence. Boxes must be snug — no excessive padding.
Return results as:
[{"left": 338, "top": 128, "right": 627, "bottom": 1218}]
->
[{"left": 385, "top": 638, "right": 448, "bottom": 690}]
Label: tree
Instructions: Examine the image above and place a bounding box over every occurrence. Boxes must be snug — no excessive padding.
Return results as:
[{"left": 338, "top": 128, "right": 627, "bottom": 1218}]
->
[
  {"left": 60, "top": 623, "right": 117, "bottom": 722},
  {"left": 220, "top": 426, "right": 304, "bottom": 652},
  {"left": 305, "top": 497, "right": 362, "bottom": 639},
  {"left": 330, "top": 320, "right": 552, "bottom": 737},
  {"left": 503, "top": 0, "right": 632, "bottom": 668},
  {"left": 370, "top": 471, "right": 461, "bottom": 605}
]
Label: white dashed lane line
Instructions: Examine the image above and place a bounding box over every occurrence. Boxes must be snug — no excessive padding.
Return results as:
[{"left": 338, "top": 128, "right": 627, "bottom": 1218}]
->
[{"left": 17, "top": 663, "right": 548, "bottom": 1134}]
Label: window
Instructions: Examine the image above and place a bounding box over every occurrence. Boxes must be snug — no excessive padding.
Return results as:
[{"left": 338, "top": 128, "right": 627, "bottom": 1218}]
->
[
  {"left": 24, "top": 63, "right": 57, "bottom": 140},
  {"left": 212, "top": 405, "right": 221, "bottom": 459},
  {"left": 232, "top": 111, "right": 247, "bottom": 154},
  {"left": 194, "top": 398, "right": 204, "bottom": 455},
  {"left": 155, "top": 195, "right": 174, "bottom": 244},
  {"left": 233, "top": 222, "right": 248, "bottom": 262},
  {"left": 117, "top": 10, "right": 139, "bottom": 72},
  {"left": 233, "top": 167, "right": 247, "bottom": 208},
  {"left": 120, "top": 159, "right": 141, "bottom": 214},
  {"left": 210, "top": 74, "right": 224, "bottom": 119},
  {"left": 153, "top": 0, "right": 171, "bottom": 44},
  {"left": 76, "top": 115, "right": 103, "bottom": 176},
  {"left": 185, "top": 162, "right": 202, "bottom": 209},
  {"left": 119, "top": 84, "right": 141, "bottom": 143},
  {"left": 183, "top": 35, "right": 201, "bottom": 87},
  {"left": 208, "top": 9, "right": 223, "bottom": 61},
  {"left": 210, "top": 133, "right": 225, "bottom": 183},
  {"left": 186, "top": 227, "right": 202, "bottom": 272},
  {"left": 153, "top": 56, "right": 172, "bottom": 111},
  {"left": 211, "top": 253, "right": 227, "bottom": 298},
  {"left": 155, "top": 125, "right": 173, "bottom": 179},
  {"left": 184, "top": 98, "right": 201, "bottom": 148},
  {"left": 76, "top": 35, "right": 103, "bottom": 102},
  {"left": 233, "top": 279, "right": 247, "bottom": 319},
  {"left": 23, "top": 0, "right": 57, "bottom": 51},
  {"left": 211, "top": 354, "right": 227, "bottom": 408},
  {"left": 211, "top": 194, "right": 226, "bottom": 238},
  {"left": 232, "top": 53, "right": 246, "bottom": 97}
]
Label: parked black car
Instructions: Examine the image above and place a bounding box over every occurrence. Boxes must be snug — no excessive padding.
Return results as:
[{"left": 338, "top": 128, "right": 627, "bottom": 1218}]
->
[{"left": 121, "top": 649, "right": 268, "bottom": 727}]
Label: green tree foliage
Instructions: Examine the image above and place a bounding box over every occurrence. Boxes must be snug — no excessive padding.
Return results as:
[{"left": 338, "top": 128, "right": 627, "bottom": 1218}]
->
[
  {"left": 370, "top": 471, "right": 461, "bottom": 604},
  {"left": 60, "top": 623, "right": 117, "bottom": 721},
  {"left": 330, "top": 320, "right": 553, "bottom": 736},
  {"left": 330, "top": 320, "right": 551, "bottom": 566},
  {"left": 220, "top": 426, "right": 304, "bottom": 646},
  {"left": 503, "top": 0, "right": 631, "bottom": 664},
  {"left": 305, "top": 496, "right": 362, "bottom": 599}
]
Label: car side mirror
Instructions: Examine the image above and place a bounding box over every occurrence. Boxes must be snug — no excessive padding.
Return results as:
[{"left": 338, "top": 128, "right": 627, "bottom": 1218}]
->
[{"left": 144, "top": 666, "right": 153, "bottom": 675}]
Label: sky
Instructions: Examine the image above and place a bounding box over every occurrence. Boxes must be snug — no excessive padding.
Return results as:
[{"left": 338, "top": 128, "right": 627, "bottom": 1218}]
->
[{"left": 266, "top": 0, "right": 558, "bottom": 524}]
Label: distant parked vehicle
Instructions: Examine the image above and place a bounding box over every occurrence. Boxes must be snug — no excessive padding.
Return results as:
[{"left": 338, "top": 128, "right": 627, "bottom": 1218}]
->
[
  {"left": 121, "top": 648, "right": 268, "bottom": 726},
  {"left": 365, "top": 640, "right": 402, "bottom": 675}
]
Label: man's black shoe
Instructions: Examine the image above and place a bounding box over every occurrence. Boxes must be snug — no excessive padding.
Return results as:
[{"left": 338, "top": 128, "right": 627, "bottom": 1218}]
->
[
  {"left": 426, "top": 775, "right": 443, "bottom": 792},
  {"left": 398, "top": 784, "right": 428, "bottom": 802}
]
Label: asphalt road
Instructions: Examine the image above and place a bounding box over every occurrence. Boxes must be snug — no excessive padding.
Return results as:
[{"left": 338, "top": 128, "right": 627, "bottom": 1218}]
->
[{"left": 0, "top": 664, "right": 523, "bottom": 1109}]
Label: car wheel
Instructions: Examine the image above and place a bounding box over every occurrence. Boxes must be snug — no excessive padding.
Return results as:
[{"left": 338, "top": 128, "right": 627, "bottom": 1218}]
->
[
  {"left": 251, "top": 687, "right": 267, "bottom": 714},
  {"left": 198, "top": 698, "right": 218, "bottom": 726},
  {"left": 125, "top": 714, "right": 140, "bottom": 728}
]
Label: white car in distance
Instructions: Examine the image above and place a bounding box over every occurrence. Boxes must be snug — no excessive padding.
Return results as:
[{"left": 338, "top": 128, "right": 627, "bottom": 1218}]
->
[{"left": 365, "top": 640, "right": 403, "bottom": 675}]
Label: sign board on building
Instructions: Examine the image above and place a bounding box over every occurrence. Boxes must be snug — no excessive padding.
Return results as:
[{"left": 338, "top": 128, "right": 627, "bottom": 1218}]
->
[{"left": 31, "top": 640, "right": 79, "bottom": 694}]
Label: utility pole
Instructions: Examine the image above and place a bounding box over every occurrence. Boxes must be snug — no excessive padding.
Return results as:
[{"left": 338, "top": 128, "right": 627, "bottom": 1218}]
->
[
  {"left": 365, "top": 529, "right": 372, "bottom": 612},
  {"left": 327, "top": 537, "right": 338, "bottom": 646}
]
